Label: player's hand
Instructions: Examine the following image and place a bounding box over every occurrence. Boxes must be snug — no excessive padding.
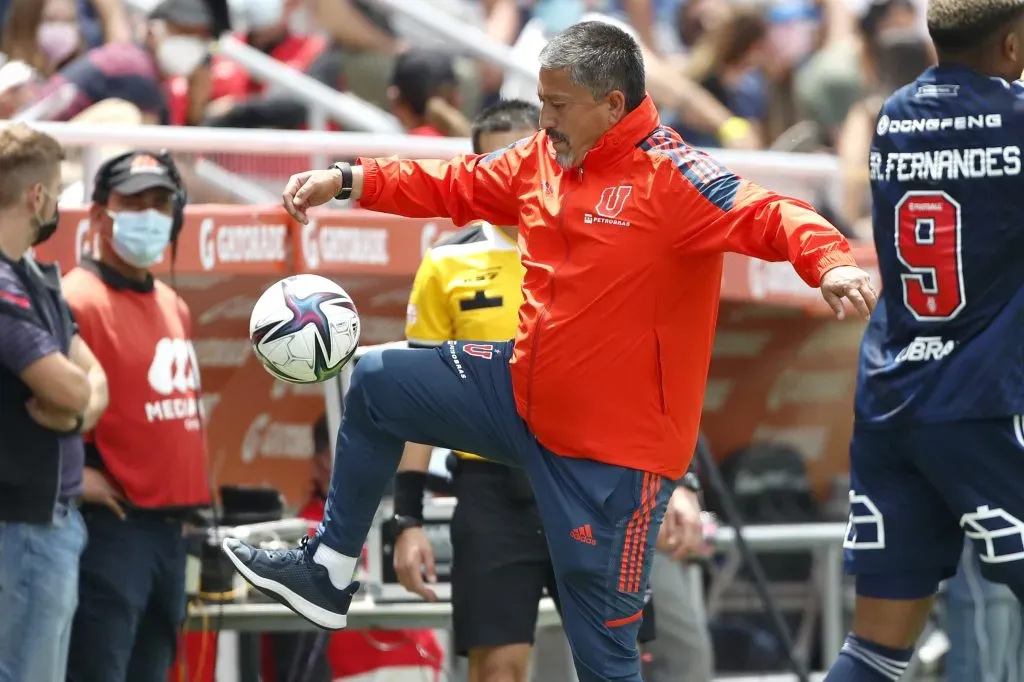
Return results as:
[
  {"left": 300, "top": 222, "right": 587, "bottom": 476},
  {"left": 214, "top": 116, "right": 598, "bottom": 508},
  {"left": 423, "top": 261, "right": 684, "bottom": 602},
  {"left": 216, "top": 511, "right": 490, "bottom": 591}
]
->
[
  {"left": 393, "top": 526, "right": 438, "bottom": 601},
  {"left": 82, "top": 466, "right": 126, "bottom": 520},
  {"left": 26, "top": 396, "right": 79, "bottom": 432},
  {"left": 282, "top": 168, "right": 342, "bottom": 225},
  {"left": 657, "top": 487, "right": 706, "bottom": 560},
  {"left": 819, "top": 265, "right": 877, "bottom": 320}
]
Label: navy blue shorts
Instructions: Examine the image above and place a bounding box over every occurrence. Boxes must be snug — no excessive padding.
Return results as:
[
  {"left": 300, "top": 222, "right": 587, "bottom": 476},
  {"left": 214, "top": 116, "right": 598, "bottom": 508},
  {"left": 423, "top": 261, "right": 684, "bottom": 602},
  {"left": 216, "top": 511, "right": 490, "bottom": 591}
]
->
[
  {"left": 845, "top": 416, "right": 1024, "bottom": 600},
  {"left": 345, "top": 341, "right": 671, "bottom": 682}
]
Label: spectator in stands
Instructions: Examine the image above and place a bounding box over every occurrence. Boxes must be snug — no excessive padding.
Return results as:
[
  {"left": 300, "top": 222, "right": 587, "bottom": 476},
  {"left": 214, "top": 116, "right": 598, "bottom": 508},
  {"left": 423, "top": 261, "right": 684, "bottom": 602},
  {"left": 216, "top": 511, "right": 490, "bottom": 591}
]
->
[
  {"left": 1, "top": 0, "right": 53, "bottom": 75},
  {"left": 190, "top": 0, "right": 343, "bottom": 129},
  {"left": 31, "top": 0, "right": 214, "bottom": 124},
  {"left": 501, "top": 8, "right": 761, "bottom": 149},
  {"left": 0, "top": 0, "right": 129, "bottom": 68},
  {"left": 74, "top": 0, "right": 132, "bottom": 50},
  {"left": 602, "top": 0, "right": 686, "bottom": 57},
  {"left": 63, "top": 150, "right": 211, "bottom": 682},
  {"left": 0, "top": 123, "right": 107, "bottom": 682},
  {"left": 310, "top": 0, "right": 407, "bottom": 111},
  {"left": 795, "top": 0, "right": 920, "bottom": 146},
  {"left": 834, "top": 28, "right": 933, "bottom": 238},
  {"left": 678, "top": 3, "right": 770, "bottom": 148},
  {"left": 389, "top": 49, "right": 470, "bottom": 137},
  {"left": 315, "top": 0, "right": 488, "bottom": 118},
  {"left": 674, "top": 0, "right": 729, "bottom": 54}
]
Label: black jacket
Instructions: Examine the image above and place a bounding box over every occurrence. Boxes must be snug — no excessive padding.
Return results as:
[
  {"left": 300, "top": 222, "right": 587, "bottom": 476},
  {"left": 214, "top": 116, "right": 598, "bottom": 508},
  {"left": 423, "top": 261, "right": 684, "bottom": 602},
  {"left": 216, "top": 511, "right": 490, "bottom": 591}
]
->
[{"left": 0, "top": 255, "right": 78, "bottom": 524}]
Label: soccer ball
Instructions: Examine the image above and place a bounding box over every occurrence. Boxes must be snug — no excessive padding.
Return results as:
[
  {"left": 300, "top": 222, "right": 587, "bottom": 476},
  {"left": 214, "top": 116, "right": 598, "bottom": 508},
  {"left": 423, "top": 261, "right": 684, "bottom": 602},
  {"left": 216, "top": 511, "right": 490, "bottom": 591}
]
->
[{"left": 249, "top": 274, "right": 361, "bottom": 384}]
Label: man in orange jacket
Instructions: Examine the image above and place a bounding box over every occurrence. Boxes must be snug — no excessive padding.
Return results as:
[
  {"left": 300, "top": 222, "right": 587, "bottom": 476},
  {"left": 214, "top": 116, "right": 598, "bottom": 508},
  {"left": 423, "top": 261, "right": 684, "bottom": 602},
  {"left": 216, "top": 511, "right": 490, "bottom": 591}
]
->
[{"left": 224, "top": 20, "right": 876, "bottom": 682}]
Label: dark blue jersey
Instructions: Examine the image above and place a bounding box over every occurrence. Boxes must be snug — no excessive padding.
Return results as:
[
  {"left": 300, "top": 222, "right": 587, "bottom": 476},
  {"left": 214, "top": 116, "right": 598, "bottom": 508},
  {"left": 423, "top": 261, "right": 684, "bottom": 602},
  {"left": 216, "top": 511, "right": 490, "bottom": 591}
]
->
[{"left": 856, "top": 65, "right": 1024, "bottom": 424}]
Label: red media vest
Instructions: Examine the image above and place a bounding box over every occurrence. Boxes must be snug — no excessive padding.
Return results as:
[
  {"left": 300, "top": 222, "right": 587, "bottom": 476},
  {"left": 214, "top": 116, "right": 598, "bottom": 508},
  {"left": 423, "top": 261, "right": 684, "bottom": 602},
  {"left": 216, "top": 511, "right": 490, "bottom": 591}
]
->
[{"left": 63, "top": 265, "right": 211, "bottom": 508}]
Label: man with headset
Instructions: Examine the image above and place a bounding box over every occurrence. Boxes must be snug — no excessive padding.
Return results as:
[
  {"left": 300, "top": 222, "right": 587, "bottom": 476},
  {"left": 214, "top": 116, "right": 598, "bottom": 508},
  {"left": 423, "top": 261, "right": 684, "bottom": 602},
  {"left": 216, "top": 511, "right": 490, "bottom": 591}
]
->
[{"left": 62, "top": 151, "right": 211, "bottom": 682}]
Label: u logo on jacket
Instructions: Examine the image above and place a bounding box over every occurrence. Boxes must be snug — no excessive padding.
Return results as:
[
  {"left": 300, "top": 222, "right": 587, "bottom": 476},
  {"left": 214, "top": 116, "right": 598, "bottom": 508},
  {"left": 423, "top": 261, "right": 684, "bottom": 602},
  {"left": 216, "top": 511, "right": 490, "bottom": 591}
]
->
[{"left": 595, "top": 185, "right": 633, "bottom": 219}]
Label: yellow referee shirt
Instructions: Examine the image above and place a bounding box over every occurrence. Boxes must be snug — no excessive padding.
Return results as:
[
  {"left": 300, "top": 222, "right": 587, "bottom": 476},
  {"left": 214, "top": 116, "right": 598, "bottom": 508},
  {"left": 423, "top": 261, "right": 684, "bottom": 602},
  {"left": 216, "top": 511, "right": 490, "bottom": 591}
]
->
[{"left": 405, "top": 221, "right": 523, "bottom": 461}]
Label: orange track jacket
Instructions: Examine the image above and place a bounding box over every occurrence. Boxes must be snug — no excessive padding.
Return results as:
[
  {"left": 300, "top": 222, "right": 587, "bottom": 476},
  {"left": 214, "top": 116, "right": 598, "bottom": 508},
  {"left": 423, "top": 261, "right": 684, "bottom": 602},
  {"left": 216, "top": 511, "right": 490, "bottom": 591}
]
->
[{"left": 358, "top": 96, "right": 857, "bottom": 479}]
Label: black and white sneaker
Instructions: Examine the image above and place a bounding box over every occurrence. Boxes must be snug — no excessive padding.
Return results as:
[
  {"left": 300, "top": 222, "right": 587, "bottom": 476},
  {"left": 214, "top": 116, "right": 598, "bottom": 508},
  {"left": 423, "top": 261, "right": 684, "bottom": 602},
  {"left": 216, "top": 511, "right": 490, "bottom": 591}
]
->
[{"left": 221, "top": 536, "right": 359, "bottom": 630}]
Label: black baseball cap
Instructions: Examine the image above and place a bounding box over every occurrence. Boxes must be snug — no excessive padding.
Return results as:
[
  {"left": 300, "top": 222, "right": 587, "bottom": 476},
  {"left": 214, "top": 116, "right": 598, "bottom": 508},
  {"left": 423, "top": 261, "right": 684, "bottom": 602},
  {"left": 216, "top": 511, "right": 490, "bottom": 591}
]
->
[
  {"left": 390, "top": 49, "right": 458, "bottom": 116},
  {"left": 101, "top": 151, "right": 178, "bottom": 197}
]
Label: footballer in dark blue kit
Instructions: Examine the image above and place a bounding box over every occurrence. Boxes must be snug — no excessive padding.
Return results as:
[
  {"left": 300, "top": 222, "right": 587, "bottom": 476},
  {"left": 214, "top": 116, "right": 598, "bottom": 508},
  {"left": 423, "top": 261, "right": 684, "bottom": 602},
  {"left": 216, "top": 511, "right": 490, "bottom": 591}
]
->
[{"left": 826, "top": 1, "right": 1024, "bottom": 681}]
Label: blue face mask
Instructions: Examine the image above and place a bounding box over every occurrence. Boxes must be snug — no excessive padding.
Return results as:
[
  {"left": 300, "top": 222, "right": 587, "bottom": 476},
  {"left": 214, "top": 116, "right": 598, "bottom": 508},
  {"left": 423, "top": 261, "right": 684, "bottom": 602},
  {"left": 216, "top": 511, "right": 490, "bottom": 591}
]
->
[{"left": 109, "top": 209, "right": 174, "bottom": 268}]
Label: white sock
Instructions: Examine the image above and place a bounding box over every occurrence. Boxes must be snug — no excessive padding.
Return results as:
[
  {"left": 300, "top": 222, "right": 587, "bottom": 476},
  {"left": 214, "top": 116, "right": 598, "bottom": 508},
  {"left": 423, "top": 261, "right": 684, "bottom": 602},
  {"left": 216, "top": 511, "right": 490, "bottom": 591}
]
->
[{"left": 313, "top": 544, "right": 358, "bottom": 591}]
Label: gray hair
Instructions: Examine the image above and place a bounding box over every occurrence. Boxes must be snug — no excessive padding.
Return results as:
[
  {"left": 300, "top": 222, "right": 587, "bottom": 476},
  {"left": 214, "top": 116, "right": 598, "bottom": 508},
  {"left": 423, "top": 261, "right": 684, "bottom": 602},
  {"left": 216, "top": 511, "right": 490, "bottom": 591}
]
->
[{"left": 538, "top": 22, "right": 646, "bottom": 111}]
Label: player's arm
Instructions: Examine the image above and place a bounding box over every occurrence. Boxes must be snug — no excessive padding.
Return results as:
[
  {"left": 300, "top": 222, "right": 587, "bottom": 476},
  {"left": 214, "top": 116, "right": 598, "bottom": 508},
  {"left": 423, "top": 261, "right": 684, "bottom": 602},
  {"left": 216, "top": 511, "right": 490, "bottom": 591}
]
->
[
  {"left": 0, "top": 278, "right": 90, "bottom": 415},
  {"left": 68, "top": 334, "right": 108, "bottom": 432},
  {"left": 350, "top": 137, "right": 533, "bottom": 227}
]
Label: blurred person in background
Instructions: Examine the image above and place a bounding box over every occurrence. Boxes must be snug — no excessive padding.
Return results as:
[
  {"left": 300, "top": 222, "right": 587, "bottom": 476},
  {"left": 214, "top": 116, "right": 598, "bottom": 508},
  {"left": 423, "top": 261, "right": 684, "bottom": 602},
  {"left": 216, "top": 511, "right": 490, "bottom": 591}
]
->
[
  {"left": 834, "top": 28, "right": 933, "bottom": 238},
  {"left": 63, "top": 150, "right": 211, "bottom": 682},
  {"left": 1, "top": 0, "right": 57, "bottom": 76},
  {"left": 184, "top": 0, "right": 344, "bottom": 129},
  {"left": 645, "top": 464, "right": 714, "bottom": 682},
  {"left": 309, "top": 0, "right": 486, "bottom": 118},
  {"left": 677, "top": 2, "right": 770, "bottom": 148},
  {"left": 501, "top": 4, "right": 761, "bottom": 148},
  {"left": 28, "top": 0, "right": 214, "bottom": 124},
  {"left": 389, "top": 49, "right": 470, "bottom": 138},
  {"left": 0, "top": 0, "right": 130, "bottom": 67},
  {"left": 0, "top": 123, "right": 107, "bottom": 682},
  {"left": 601, "top": 0, "right": 691, "bottom": 58},
  {"left": 795, "top": 0, "right": 920, "bottom": 146},
  {"left": 0, "top": 0, "right": 87, "bottom": 117},
  {"left": 673, "top": 0, "right": 730, "bottom": 56},
  {"left": 945, "top": 541, "right": 1024, "bottom": 682}
]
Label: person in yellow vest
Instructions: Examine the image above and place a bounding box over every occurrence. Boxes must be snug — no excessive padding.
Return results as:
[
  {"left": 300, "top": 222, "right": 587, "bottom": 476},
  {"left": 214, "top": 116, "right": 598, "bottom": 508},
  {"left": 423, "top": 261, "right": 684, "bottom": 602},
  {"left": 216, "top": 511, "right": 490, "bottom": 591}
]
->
[{"left": 390, "top": 99, "right": 707, "bottom": 682}]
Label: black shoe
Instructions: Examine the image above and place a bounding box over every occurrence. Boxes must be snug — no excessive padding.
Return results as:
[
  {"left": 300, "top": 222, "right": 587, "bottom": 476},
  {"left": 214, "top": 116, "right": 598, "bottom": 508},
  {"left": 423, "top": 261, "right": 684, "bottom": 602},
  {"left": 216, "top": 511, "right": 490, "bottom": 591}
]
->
[{"left": 221, "top": 536, "right": 358, "bottom": 630}]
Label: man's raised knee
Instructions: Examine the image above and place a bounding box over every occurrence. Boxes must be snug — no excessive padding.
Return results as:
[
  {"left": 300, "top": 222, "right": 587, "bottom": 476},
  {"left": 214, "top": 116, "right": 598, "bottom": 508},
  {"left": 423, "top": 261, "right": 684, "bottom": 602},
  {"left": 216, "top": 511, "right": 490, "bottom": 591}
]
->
[{"left": 348, "top": 348, "right": 390, "bottom": 397}]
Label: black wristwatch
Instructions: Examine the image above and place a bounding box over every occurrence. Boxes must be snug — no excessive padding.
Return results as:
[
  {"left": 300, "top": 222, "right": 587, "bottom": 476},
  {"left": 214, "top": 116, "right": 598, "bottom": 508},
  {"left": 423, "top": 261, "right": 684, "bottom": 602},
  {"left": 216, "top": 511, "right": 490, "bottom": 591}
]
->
[
  {"left": 330, "top": 162, "right": 353, "bottom": 201},
  {"left": 392, "top": 514, "right": 423, "bottom": 536},
  {"left": 680, "top": 472, "right": 701, "bottom": 494}
]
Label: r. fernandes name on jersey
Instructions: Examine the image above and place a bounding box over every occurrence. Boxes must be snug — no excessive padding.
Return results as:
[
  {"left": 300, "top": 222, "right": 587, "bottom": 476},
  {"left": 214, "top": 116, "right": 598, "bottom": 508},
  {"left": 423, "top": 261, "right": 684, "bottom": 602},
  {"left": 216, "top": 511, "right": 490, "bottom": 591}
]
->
[{"left": 870, "top": 146, "right": 1021, "bottom": 182}]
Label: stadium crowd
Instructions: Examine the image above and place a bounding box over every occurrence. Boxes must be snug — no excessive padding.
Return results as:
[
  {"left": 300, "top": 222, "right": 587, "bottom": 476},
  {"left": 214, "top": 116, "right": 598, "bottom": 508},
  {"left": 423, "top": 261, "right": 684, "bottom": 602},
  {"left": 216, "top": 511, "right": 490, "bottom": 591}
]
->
[{"left": 5, "top": 1, "right": 1020, "bottom": 682}]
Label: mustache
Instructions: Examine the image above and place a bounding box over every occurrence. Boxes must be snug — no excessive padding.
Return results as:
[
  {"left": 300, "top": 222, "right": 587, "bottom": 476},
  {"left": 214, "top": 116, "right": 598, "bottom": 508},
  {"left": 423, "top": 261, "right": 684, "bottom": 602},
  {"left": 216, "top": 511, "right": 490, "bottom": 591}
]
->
[{"left": 546, "top": 129, "right": 568, "bottom": 144}]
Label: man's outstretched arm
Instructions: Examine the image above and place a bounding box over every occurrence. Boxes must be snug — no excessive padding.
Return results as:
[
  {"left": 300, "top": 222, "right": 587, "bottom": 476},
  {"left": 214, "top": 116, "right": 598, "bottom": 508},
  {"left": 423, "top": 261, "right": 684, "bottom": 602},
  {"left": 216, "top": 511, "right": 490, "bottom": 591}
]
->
[
  {"left": 658, "top": 148, "right": 876, "bottom": 318},
  {"left": 283, "top": 137, "right": 535, "bottom": 228}
]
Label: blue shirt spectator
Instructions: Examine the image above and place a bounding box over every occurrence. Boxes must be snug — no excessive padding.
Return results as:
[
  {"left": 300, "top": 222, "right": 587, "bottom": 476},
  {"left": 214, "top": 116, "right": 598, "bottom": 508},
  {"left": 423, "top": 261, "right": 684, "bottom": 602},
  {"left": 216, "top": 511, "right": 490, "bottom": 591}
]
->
[
  {"left": 0, "top": 255, "right": 85, "bottom": 500},
  {"left": 40, "top": 41, "right": 168, "bottom": 122}
]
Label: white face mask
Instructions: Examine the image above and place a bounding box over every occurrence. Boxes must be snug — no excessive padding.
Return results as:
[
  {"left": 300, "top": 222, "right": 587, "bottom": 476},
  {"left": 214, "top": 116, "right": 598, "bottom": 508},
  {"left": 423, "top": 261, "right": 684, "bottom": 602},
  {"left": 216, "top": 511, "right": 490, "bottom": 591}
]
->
[{"left": 156, "top": 35, "right": 208, "bottom": 77}]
